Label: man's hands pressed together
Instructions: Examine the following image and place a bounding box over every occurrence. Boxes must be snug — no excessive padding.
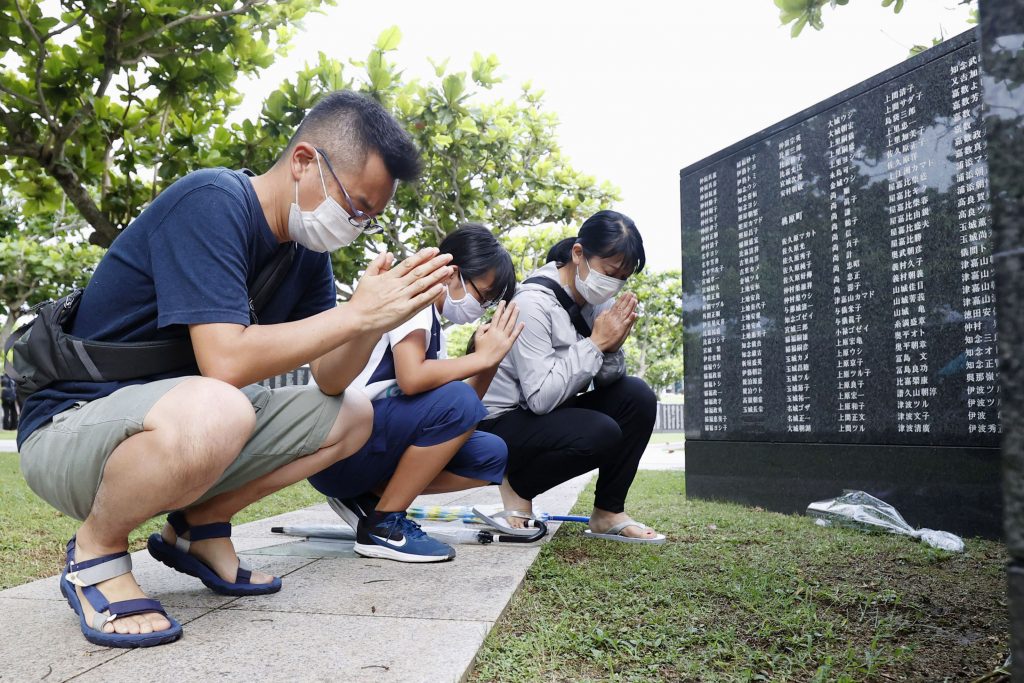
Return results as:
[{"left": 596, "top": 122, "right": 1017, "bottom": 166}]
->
[{"left": 347, "top": 247, "right": 454, "bottom": 334}]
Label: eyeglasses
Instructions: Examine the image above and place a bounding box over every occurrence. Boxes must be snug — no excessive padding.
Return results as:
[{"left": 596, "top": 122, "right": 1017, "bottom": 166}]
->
[
  {"left": 465, "top": 275, "right": 505, "bottom": 310},
  {"left": 314, "top": 147, "right": 385, "bottom": 235}
]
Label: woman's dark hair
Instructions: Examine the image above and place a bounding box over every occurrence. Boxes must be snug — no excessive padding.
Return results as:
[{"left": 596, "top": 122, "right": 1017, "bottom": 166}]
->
[
  {"left": 546, "top": 210, "right": 646, "bottom": 274},
  {"left": 439, "top": 223, "right": 516, "bottom": 304}
]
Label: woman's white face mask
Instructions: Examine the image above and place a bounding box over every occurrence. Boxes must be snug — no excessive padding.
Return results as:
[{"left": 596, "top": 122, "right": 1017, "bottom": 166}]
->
[
  {"left": 287, "top": 152, "right": 364, "bottom": 252},
  {"left": 575, "top": 256, "right": 626, "bottom": 306},
  {"left": 442, "top": 272, "right": 486, "bottom": 324}
]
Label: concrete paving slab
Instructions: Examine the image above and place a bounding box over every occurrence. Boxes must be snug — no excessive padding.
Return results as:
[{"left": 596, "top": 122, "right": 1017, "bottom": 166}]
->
[
  {"left": 225, "top": 540, "right": 548, "bottom": 622},
  {"left": 638, "top": 444, "right": 686, "bottom": 471},
  {"left": 0, "top": 600, "right": 208, "bottom": 682},
  {"left": 0, "top": 473, "right": 593, "bottom": 682},
  {"left": 69, "top": 610, "right": 491, "bottom": 683}
]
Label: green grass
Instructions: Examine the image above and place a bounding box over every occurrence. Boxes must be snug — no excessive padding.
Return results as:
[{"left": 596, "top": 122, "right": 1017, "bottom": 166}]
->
[
  {"left": 648, "top": 432, "right": 684, "bottom": 445},
  {"left": 0, "top": 430, "right": 15, "bottom": 440},
  {"left": 0, "top": 452, "right": 323, "bottom": 589},
  {"left": 471, "top": 471, "right": 1009, "bottom": 683}
]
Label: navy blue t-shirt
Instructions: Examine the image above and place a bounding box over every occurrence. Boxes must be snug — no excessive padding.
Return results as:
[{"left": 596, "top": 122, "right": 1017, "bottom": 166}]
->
[{"left": 18, "top": 168, "right": 336, "bottom": 448}]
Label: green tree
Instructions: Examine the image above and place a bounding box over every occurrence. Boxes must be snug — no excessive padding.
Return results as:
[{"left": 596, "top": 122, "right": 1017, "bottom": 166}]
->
[
  {"left": 210, "top": 27, "right": 620, "bottom": 294},
  {"left": 0, "top": 0, "right": 331, "bottom": 246},
  {"left": 623, "top": 270, "right": 683, "bottom": 393},
  {"left": 774, "top": 0, "right": 975, "bottom": 49},
  {"left": 502, "top": 224, "right": 577, "bottom": 282},
  {"left": 3, "top": 13, "right": 618, "bottom": 299},
  {"left": 0, "top": 196, "right": 103, "bottom": 351},
  {"left": 445, "top": 322, "right": 475, "bottom": 360}
]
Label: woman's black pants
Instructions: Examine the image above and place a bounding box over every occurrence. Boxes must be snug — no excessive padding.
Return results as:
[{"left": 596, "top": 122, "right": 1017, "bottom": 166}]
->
[{"left": 479, "top": 376, "right": 657, "bottom": 513}]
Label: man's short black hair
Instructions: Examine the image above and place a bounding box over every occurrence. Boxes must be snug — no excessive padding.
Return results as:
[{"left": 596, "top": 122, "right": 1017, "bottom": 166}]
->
[{"left": 283, "top": 90, "right": 421, "bottom": 182}]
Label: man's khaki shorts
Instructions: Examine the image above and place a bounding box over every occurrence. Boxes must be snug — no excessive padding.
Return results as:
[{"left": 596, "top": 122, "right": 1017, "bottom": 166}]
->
[{"left": 19, "top": 377, "right": 345, "bottom": 520}]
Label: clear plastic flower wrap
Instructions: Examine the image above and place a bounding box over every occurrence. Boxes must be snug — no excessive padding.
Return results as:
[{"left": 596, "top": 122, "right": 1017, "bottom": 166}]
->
[{"left": 806, "top": 490, "right": 965, "bottom": 552}]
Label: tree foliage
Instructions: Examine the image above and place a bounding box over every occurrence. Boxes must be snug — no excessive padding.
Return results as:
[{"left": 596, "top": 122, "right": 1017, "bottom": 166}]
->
[
  {"left": 774, "top": 0, "right": 976, "bottom": 48},
  {"left": 2, "top": 9, "right": 619, "bottom": 301},
  {"left": 212, "top": 26, "right": 620, "bottom": 293},
  {"left": 501, "top": 224, "right": 578, "bottom": 282},
  {"left": 0, "top": 0, "right": 330, "bottom": 247},
  {"left": 0, "top": 195, "right": 103, "bottom": 350},
  {"left": 623, "top": 270, "right": 684, "bottom": 393}
]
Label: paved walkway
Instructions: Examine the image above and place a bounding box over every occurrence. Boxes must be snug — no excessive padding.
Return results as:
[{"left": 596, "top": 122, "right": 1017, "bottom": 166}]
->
[{"left": 0, "top": 442, "right": 683, "bottom": 682}]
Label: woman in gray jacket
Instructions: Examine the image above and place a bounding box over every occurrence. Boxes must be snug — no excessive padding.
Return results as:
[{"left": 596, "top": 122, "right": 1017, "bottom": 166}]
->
[{"left": 479, "top": 210, "right": 665, "bottom": 543}]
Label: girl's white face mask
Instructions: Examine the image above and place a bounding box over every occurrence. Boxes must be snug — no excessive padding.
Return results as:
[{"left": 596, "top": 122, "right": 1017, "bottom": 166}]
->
[
  {"left": 575, "top": 257, "right": 626, "bottom": 305},
  {"left": 287, "top": 152, "right": 363, "bottom": 252},
  {"left": 442, "top": 272, "right": 486, "bottom": 324}
]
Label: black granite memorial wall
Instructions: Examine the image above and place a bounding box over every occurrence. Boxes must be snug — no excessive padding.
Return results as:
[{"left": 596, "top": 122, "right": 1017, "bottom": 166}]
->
[
  {"left": 680, "top": 28, "right": 1002, "bottom": 538},
  {"left": 978, "top": 0, "right": 1024, "bottom": 664}
]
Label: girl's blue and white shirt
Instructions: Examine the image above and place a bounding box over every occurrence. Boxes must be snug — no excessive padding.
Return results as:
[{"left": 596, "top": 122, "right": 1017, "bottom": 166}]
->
[{"left": 347, "top": 304, "right": 445, "bottom": 400}]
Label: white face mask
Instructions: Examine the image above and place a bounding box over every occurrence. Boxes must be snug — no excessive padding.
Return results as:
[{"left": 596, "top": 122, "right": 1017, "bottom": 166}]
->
[
  {"left": 442, "top": 273, "right": 486, "bottom": 324},
  {"left": 287, "top": 153, "right": 363, "bottom": 252},
  {"left": 575, "top": 257, "right": 626, "bottom": 306}
]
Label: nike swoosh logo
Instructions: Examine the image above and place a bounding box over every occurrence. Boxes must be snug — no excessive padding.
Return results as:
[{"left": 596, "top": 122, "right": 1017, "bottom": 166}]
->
[{"left": 370, "top": 534, "right": 407, "bottom": 548}]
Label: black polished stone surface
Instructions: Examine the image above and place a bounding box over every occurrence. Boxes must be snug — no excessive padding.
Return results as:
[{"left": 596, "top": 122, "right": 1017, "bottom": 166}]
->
[
  {"left": 979, "top": 0, "right": 1024, "bottom": 668},
  {"left": 980, "top": 0, "right": 1024, "bottom": 554},
  {"left": 686, "top": 440, "right": 1001, "bottom": 538},
  {"left": 681, "top": 29, "right": 1000, "bottom": 448}
]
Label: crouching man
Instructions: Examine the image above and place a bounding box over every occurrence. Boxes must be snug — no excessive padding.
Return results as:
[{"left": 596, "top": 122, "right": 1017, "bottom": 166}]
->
[{"left": 15, "top": 91, "right": 452, "bottom": 648}]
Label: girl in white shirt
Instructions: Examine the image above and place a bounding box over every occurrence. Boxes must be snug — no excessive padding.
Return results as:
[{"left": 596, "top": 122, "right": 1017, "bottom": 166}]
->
[{"left": 309, "top": 224, "right": 523, "bottom": 562}]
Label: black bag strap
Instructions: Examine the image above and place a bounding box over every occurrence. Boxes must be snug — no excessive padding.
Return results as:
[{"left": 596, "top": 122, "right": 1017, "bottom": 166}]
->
[
  {"left": 522, "top": 276, "right": 592, "bottom": 338},
  {"left": 3, "top": 243, "right": 297, "bottom": 385},
  {"left": 248, "top": 244, "right": 295, "bottom": 324}
]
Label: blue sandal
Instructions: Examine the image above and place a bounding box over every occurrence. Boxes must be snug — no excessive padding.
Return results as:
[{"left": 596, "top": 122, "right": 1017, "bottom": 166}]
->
[
  {"left": 147, "top": 511, "right": 282, "bottom": 596},
  {"left": 60, "top": 537, "right": 182, "bottom": 648}
]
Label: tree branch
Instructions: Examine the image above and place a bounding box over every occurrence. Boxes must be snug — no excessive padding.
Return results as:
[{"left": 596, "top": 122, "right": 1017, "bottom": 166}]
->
[
  {"left": 0, "top": 141, "right": 45, "bottom": 159},
  {"left": 122, "top": 0, "right": 269, "bottom": 50},
  {"left": 46, "top": 160, "right": 119, "bottom": 246},
  {"left": 120, "top": 44, "right": 208, "bottom": 65},
  {"left": 449, "top": 159, "right": 467, "bottom": 225},
  {"left": 334, "top": 280, "right": 353, "bottom": 302},
  {"left": 152, "top": 106, "right": 170, "bottom": 200},
  {"left": 96, "top": 2, "right": 129, "bottom": 100},
  {"left": 12, "top": 0, "right": 55, "bottom": 128},
  {"left": 53, "top": 3, "right": 127, "bottom": 152},
  {"left": 384, "top": 222, "right": 412, "bottom": 259},
  {"left": 45, "top": 10, "right": 86, "bottom": 40},
  {"left": 0, "top": 81, "right": 43, "bottom": 109}
]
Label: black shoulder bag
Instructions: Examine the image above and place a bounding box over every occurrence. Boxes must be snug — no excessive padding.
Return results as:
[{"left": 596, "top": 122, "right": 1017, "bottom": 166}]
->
[{"left": 4, "top": 245, "right": 295, "bottom": 406}]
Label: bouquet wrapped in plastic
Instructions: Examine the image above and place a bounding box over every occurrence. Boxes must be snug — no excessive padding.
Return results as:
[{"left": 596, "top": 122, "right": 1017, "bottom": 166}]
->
[{"left": 806, "top": 490, "right": 965, "bottom": 552}]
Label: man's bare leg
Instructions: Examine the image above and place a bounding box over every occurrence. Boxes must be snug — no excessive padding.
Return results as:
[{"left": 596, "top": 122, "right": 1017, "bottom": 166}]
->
[
  {"left": 73, "top": 378, "right": 258, "bottom": 636},
  {"left": 160, "top": 388, "right": 373, "bottom": 584}
]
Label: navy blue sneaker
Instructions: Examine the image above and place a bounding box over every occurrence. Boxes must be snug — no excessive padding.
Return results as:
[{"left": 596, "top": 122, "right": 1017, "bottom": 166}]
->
[
  {"left": 355, "top": 511, "right": 455, "bottom": 563},
  {"left": 326, "top": 492, "right": 380, "bottom": 530}
]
